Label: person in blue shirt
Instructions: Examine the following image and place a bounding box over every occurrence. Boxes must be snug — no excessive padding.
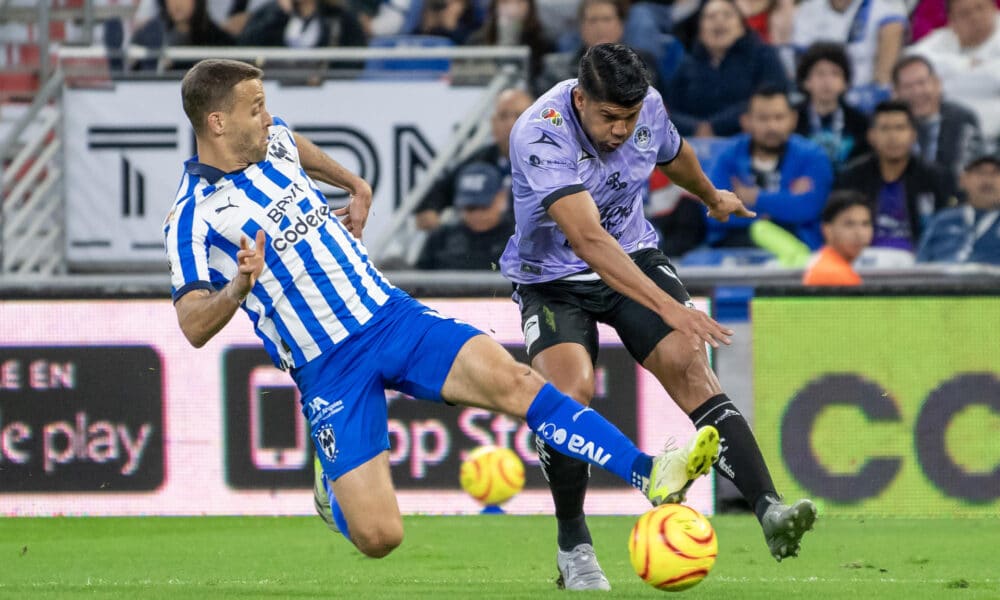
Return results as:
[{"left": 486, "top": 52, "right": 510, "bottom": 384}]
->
[
  {"left": 707, "top": 84, "right": 834, "bottom": 250},
  {"left": 918, "top": 154, "right": 1000, "bottom": 264},
  {"left": 164, "top": 58, "right": 718, "bottom": 564},
  {"left": 500, "top": 43, "right": 817, "bottom": 590}
]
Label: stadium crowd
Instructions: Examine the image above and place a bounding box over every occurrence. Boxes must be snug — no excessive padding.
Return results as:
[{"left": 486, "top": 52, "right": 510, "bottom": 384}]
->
[{"left": 10, "top": 0, "right": 1000, "bottom": 275}]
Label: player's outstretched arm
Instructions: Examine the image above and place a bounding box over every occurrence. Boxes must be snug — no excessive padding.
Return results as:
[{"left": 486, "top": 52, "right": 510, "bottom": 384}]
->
[
  {"left": 548, "top": 192, "right": 732, "bottom": 348},
  {"left": 175, "top": 230, "right": 265, "bottom": 348},
  {"left": 657, "top": 141, "right": 756, "bottom": 223},
  {"left": 293, "top": 132, "right": 373, "bottom": 238}
]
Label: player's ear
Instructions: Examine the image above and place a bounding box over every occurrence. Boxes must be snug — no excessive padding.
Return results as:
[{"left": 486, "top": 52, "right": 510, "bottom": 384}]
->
[
  {"left": 207, "top": 111, "right": 225, "bottom": 135},
  {"left": 572, "top": 88, "right": 584, "bottom": 112}
]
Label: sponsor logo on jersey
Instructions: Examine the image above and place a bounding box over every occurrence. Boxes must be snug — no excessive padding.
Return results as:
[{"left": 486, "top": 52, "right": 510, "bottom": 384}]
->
[{"left": 540, "top": 107, "right": 564, "bottom": 126}]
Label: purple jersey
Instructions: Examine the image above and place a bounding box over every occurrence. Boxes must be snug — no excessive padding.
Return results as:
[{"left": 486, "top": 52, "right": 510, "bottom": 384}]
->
[{"left": 499, "top": 80, "right": 683, "bottom": 284}]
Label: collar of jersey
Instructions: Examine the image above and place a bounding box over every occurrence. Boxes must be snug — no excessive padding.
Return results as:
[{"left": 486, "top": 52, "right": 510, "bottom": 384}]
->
[{"left": 184, "top": 157, "right": 240, "bottom": 184}]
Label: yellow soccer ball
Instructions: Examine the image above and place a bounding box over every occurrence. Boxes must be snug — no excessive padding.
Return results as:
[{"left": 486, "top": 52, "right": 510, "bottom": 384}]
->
[
  {"left": 459, "top": 446, "right": 525, "bottom": 506},
  {"left": 629, "top": 504, "right": 718, "bottom": 592}
]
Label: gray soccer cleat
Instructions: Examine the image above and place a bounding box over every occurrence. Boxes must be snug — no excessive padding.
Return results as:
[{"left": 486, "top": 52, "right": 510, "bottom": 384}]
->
[
  {"left": 646, "top": 426, "right": 721, "bottom": 506},
  {"left": 556, "top": 544, "right": 611, "bottom": 591},
  {"left": 313, "top": 457, "right": 339, "bottom": 533},
  {"left": 762, "top": 498, "right": 817, "bottom": 561}
]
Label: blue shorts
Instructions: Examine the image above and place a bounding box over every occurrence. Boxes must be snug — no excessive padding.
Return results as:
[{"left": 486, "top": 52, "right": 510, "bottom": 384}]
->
[{"left": 290, "top": 290, "right": 482, "bottom": 480}]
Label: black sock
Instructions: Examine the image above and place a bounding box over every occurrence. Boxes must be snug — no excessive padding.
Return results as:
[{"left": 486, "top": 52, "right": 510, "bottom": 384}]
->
[
  {"left": 538, "top": 439, "right": 593, "bottom": 551},
  {"left": 689, "top": 394, "right": 779, "bottom": 523}
]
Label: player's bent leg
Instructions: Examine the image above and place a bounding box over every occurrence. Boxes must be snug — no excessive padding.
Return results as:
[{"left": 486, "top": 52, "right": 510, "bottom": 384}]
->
[
  {"left": 532, "top": 343, "right": 608, "bottom": 590},
  {"left": 644, "top": 331, "right": 817, "bottom": 558},
  {"left": 441, "top": 335, "right": 655, "bottom": 495},
  {"left": 329, "top": 451, "right": 404, "bottom": 558}
]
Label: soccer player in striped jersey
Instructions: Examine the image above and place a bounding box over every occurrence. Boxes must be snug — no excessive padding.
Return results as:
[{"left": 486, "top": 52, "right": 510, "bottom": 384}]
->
[
  {"left": 164, "top": 58, "right": 720, "bottom": 561},
  {"left": 500, "top": 44, "right": 817, "bottom": 589}
]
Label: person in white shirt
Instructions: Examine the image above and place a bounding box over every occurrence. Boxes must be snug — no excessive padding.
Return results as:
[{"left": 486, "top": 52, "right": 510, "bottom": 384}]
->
[{"left": 909, "top": 0, "right": 1000, "bottom": 147}]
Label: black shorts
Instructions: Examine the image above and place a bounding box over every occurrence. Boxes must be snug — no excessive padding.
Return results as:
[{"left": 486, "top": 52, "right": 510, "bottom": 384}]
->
[{"left": 514, "top": 248, "right": 692, "bottom": 364}]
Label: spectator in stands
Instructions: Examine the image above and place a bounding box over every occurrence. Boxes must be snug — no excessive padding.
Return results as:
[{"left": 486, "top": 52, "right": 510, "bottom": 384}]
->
[
  {"left": 834, "top": 100, "right": 957, "bottom": 254},
  {"left": 802, "top": 190, "right": 872, "bottom": 285},
  {"left": 468, "top": 0, "right": 553, "bottom": 83},
  {"left": 794, "top": 41, "right": 870, "bottom": 169},
  {"left": 735, "top": 0, "right": 795, "bottom": 44},
  {"left": 415, "top": 0, "right": 481, "bottom": 44},
  {"left": 917, "top": 153, "right": 1000, "bottom": 265},
  {"left": 349, "top": 0, "right": 419, "bottom": 40},
  {"left": 910, "top": 0, "right": 1000, "bottom": 43},
  {"left": 792, "top": 0, "right": 908, "bottom": 111},
  {"left": 706, "top": 85, "right": 833, "bottom": 249},
  {"left": 416, "top": 162, "right": 515, "bottom": 269},
  {"left": 909, "top": 0, "right": 1000, "bottom": 148},
  {"left": 892, "top": 55, "right": 984, "bottom": 180},
  {"left": 131, "top": 0, "right": 234, "bottom": 71},
  {"left": 415, "top": 87, "right": 533, "bottom": 230},
  {"left": 237, "top": 0, "right": 366, "bottom": 50},
  {"left": 534, "top": 0, "right": 663, "bottom": 97},
  {"left": 665, "top": 0, "right": 789, "bottom": 138}
]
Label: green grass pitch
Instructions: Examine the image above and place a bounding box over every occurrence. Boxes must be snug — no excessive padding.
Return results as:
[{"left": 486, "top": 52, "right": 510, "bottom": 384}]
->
[{"left": 2, "top": 514, "right": 998, "bottom": 599}]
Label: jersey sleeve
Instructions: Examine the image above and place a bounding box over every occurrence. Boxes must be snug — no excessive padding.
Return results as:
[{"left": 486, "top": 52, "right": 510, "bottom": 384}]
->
[
  {"left": 164, "top": 196, "right": 214, "bottom": 303},
  {"left": 654, "top": 95, "right": 683, "bottom": 164},
  {"left": 509, "top": 116, "right": 585, "bottom": 211},
  {"left": 271, "top": 116, "right": 297, "bottom": 147}
]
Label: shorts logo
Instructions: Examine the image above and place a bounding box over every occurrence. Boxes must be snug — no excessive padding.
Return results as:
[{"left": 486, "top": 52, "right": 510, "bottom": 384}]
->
[
  {"left": 633, "top": 125, "right": 651, "bottom": 148},
  {"left": 306, "top": 396, "right": 344, "bottom": 425},
  {"left": 523, "top": 315, "right": 540, "bottom": 354},
  {"left": 540, "top": 107, "right": 564, "bottom": 126},
  {"left": 316, "top": 425, "right": 338, "bottom": 462}
]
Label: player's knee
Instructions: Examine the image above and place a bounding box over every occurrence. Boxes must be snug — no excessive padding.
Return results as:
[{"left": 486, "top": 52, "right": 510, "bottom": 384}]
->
[
  {"left": 661, "top": 332, "right": 704, "bottom": 378},
  {"left": 352, "top": 522, "right": 404, "bottom": 558},
  {"left": 494, "top": 363, "right": 546, "bottom": 416},
  {"left": 561, "top": 382, "right": 594, "bottom": 406}
]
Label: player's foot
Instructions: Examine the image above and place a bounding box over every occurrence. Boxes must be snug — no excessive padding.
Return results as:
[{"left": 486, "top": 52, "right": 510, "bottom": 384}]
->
[
  {"left": 646, "top": 426, "right": 720, "bottom": 506},
  {"left": 313, "top": 457, "right": 339, "bottom": 533},
  {"left": 556, "top": 544, "right": 611, "bottom": 591},
  {"left": 762, "top": 498, "right": 817, "bottom": 561}
]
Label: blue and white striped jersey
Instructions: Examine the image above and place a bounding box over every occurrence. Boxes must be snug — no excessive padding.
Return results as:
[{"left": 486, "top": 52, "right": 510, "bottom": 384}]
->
[{"left": 163, "top": 117, "right": 393, "bottom": 370}]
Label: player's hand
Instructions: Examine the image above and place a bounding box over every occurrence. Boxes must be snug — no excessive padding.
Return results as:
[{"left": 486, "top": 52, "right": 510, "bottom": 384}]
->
[
  {"left": 661, "top": 303, "right": 733, "bottom": 349},
  {"left": 334, "top": 179, "right": 373, "bottom": 239},
  {"left": 706, "top": 189, "right": 756, "bottom": 223},
  {"left": 232, "top": 230, "right": 266, "bottom": 301}
]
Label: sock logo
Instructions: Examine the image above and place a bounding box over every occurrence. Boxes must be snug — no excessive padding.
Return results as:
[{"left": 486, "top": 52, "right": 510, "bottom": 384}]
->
[
  {"left": 571, "top": 407, "right": 593, "bottom": 422},
  {"left": 567, "top": 434, "right": 612, "bottom": 466},
  {"left": 537, "top": 421, "right": 567, "bottom": 444},
  {"left": 714, "top": 408, "right": 740, "bottom": 425}
]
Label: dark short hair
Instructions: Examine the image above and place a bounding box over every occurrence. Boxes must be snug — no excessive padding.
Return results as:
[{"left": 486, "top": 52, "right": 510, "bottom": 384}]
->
[
  {"left": 795, "top": 41, "right": 853, "bottom": 91},
  {"left": 891, "top": 54, "right": 937, "bottom": 86},
  {"left": 822, "top": 190, "right": 872, "bottom": 224},
  {"left": 871, "top": 99, "right": 917, "bottom": 129},
  {"left": 578, "top": 43, "right": 650, "bottom": 107},
  {"left": 181, "top": 59, "right": 263, "bottom": 135},
  {"left": 748, "top": 82, "right": 791, "bottom": 109}
]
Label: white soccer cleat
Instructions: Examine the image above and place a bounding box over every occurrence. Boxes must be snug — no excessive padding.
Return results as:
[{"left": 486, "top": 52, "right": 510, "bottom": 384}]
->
[
  {"left": 313, "top": 457, "right": 339, "bottom": 533},
  {"left": 556, "top": 544, "right": 611, "bottom": 591},
  {"left": 646, "top": 426, "right": 720, "bottom": 506}
]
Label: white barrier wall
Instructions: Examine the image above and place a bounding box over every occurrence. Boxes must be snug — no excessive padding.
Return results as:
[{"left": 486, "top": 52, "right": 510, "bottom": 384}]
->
[
  {"left": 63, "top": 80, "right": 484, "bottom": 268},
  {"left": 0, "top": 298, "right": 712, "bottom": 517}
]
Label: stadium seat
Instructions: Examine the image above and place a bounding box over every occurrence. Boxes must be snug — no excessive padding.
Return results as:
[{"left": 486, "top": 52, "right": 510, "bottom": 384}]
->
[{"left": 362, "top": 35, "right": 454, "bottom": 80}]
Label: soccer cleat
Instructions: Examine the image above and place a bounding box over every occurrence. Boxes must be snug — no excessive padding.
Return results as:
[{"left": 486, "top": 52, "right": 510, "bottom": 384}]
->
[
  {"left": 313, "top": 457, "right": 339, "bottom": 533},
  {"left": 761, "top": 498, "right": 817, "bottom": 561},
  {"left": 646, "top": 426, "right": 720, "bottom": 506},
  {"left": 556, "top": 544, "right": 611, "bottom": 591}
]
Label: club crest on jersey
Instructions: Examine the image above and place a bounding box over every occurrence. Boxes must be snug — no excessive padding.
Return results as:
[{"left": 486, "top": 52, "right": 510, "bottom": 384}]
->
[
  {"left": 540, "top": 107, "right": 564, "bottom": 126},
  {"left": 316, "top": 424, "right": 338, "bottom": 462},
  {"left": 633, "top": 125, "right": 651, "bottom": 148}
]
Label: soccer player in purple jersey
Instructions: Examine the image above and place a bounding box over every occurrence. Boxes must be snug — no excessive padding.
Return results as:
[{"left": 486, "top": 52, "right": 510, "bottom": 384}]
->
[
  {"left": 166, "top": 59, "right": 721, "bottom": 564},
  {"left": 499, "top": 44, "right": 817, "bottom": 589}
]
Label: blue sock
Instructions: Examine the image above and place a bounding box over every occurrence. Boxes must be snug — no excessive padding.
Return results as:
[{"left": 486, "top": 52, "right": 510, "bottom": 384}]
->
[
  {"left": 324, "top": 476, "right": 352, "bottom": 542},
  {"left": 525, "top": 383, "right": 653, "bottom": 491}
]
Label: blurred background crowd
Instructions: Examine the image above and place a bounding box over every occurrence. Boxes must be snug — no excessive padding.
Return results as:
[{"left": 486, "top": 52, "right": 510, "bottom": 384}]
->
[{"left": 2, "top": 0, "right": 999, "bottom": 281}]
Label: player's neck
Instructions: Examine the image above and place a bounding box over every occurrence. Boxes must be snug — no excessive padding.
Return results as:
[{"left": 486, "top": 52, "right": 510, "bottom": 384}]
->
[{"left": 196, "top": 140, "right": 251, "bottom": 174}]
